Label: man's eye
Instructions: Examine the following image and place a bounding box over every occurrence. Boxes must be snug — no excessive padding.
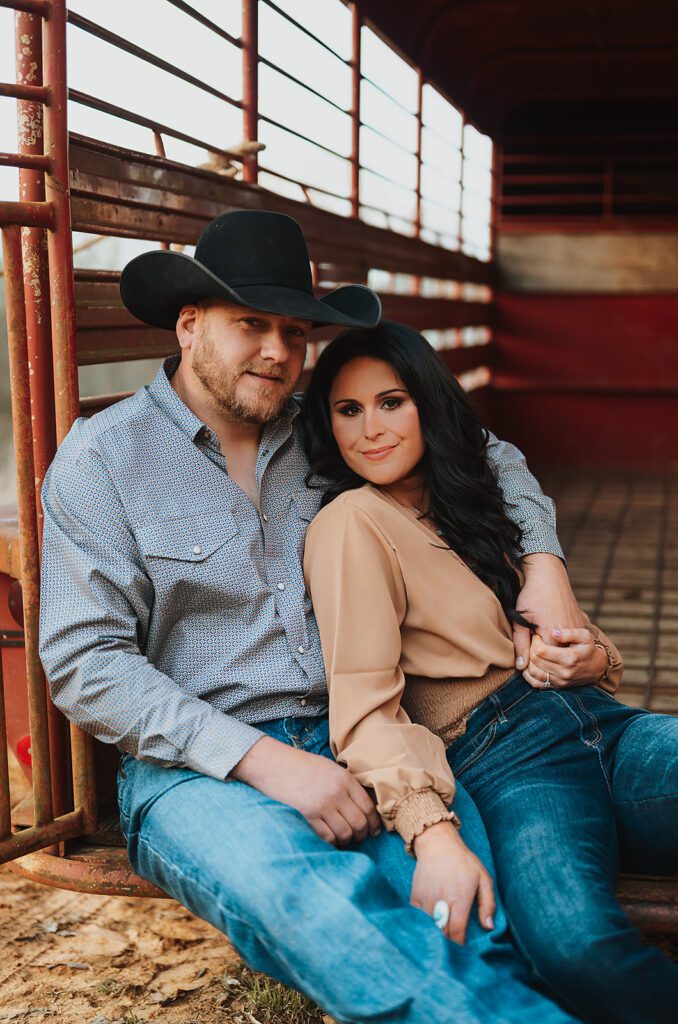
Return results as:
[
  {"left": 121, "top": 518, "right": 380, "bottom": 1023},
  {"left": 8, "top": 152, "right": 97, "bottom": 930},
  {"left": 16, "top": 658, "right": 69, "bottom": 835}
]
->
[{"left": 242, "top": 317, "right": 264, "bottom": 328}]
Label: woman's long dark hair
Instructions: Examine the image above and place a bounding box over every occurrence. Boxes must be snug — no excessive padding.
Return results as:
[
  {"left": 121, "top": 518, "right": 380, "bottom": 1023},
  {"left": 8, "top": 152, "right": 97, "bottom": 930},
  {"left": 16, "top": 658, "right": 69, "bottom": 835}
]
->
[{"left": 302, "top": 321, "right": 527, "bottom": 622}]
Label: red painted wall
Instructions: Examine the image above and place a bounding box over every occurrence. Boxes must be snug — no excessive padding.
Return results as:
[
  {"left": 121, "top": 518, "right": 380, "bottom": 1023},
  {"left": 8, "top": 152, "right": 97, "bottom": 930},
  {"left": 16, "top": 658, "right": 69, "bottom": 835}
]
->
[{"left": 493, "top": 293, "right": 678, "bottom": 468}]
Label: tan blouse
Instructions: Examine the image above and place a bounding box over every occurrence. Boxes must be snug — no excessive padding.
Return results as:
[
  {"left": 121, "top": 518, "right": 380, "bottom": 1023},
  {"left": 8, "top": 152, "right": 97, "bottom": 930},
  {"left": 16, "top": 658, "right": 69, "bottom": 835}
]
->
[{"left": 303, "top": 484, "right": 623, "bottom": 853}]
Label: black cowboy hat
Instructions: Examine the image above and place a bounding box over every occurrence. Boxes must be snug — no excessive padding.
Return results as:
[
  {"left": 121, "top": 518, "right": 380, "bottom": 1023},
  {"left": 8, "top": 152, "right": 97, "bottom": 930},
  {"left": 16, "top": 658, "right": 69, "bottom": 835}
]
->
[{"left": 120, "top": 209, "right": 381, "bottom": 331}]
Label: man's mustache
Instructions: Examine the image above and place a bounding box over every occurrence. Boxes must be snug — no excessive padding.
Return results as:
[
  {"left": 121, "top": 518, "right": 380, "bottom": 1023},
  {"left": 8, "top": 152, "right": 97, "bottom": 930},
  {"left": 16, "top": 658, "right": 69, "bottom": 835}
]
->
[{"left": 242, "top": 365, "right": 290, "bottom": 384}]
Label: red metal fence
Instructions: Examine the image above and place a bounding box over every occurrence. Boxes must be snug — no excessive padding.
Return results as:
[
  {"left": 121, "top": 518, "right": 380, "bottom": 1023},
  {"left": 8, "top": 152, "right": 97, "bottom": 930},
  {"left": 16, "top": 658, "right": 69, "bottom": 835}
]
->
[{"left": 0, "top": 0, "right": 495, "bottom": 874}]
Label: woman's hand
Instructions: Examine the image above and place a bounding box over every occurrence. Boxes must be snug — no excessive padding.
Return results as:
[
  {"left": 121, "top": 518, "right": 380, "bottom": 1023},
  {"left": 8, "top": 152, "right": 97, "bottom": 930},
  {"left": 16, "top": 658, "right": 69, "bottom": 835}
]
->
[
  {"left": 524, "top": 628, "right": 608, "bottom": 689},
  {"left": 513, "top": 553, "right": 585, "bottom": 671},
  {"left": 411, "top": 821, "right": 495, "bottom": 944}
]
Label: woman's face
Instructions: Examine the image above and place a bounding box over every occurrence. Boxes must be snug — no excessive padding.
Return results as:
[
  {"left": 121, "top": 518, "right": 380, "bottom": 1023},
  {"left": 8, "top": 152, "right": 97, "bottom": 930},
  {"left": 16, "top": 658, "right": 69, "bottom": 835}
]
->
[{"left": 329, "top": 356, "right": 426, "bottom": 487}]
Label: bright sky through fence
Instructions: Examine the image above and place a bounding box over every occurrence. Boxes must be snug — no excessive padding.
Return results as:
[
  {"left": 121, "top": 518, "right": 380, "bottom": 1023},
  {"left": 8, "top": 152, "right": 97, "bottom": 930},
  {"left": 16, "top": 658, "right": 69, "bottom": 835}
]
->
[{"left": 0, "top": 0, "right": 493, "bottom": 260}]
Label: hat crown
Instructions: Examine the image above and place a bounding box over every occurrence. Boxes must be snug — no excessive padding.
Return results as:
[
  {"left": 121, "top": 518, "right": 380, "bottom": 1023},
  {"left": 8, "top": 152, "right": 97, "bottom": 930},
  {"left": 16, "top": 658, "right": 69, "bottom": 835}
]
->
[{"left": 195, "top": 210, "right": 313, "bottom": 294}]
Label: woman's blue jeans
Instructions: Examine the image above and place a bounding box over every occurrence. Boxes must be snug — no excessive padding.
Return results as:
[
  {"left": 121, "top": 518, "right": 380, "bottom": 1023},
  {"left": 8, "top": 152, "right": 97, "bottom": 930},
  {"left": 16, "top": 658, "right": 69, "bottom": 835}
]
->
[
  {"left": 447, "top": 674, "right": 678, "bottom": 1024},
  {"left": 117, "top": 715, "right": 576, "bottom": 1024}
]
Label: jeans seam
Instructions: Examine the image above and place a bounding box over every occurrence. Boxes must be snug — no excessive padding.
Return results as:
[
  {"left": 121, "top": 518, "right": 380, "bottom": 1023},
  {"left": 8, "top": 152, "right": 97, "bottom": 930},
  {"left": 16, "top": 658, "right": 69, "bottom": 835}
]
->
[{"left": 454, "top": 721, "right": 498, "bottom": 774}]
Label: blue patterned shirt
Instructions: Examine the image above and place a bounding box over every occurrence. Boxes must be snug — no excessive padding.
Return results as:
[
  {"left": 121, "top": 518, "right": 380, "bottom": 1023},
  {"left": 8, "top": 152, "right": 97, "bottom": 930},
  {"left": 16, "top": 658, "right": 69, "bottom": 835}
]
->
[{"left": 39, "top": 356, "right": 563, "bottom": 780}]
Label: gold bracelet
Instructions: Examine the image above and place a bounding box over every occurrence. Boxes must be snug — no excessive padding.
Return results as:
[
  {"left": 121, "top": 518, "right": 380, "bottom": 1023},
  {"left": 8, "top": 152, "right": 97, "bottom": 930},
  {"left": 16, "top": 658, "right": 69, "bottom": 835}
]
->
[{"left": 593, "top": 638, "right": 614, "bottom": 683}]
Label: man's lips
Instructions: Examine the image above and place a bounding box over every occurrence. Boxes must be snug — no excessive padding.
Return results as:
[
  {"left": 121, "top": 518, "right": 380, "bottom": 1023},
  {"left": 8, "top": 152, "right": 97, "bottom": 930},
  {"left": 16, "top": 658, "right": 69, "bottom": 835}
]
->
[
  {"left": 360, "top": 444, "right": 397, "bottom": 460},
  {"left": 245, "top": 371, "right": 285, "bottom": 384}
]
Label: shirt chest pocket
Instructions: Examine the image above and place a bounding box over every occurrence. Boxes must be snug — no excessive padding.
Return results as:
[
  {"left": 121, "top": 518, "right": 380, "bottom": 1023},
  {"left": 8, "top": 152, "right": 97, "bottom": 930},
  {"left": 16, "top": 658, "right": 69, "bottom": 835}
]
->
[{"left": 137, "top": 511, "right": 245, "bottom": 600}]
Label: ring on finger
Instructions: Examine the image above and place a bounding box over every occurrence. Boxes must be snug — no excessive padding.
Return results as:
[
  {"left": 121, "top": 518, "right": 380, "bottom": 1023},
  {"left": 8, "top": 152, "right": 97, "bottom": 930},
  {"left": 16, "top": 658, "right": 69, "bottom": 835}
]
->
[
  {"left": 544, "top": 671, "right": 552, "bottom": 689},
  {"left": 433, "top": 900, "right": 450, "bottom": 930}
]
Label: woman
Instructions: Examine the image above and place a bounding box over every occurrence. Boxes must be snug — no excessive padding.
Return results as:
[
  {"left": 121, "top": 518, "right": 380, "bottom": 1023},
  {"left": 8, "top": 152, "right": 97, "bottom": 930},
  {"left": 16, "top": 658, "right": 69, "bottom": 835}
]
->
[{"left": 302, "top": 321, "right": 678, "bottom": 1024}]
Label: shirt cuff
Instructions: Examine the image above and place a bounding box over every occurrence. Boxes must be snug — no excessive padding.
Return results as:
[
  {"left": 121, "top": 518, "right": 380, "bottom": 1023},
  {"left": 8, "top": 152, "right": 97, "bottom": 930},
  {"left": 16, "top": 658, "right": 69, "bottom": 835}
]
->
[
  {"left": 184, "top": 713, "right": 265, "bottom": 781},
  {"left": 520, "top": 526, "right": 565, "bottom": 562},
  {"left": 392, "top": 788, "right": 461, "bottom": 855}
]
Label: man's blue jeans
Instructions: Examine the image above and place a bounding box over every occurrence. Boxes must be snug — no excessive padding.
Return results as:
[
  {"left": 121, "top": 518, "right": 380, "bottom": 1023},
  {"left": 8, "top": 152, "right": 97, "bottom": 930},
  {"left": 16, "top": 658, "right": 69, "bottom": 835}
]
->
[
  {"left": 118, "top": 715, "right": 575, "bottom": 1024},
  {"left": 447, "top": 675, "right": 678, "bottom": 1024}
]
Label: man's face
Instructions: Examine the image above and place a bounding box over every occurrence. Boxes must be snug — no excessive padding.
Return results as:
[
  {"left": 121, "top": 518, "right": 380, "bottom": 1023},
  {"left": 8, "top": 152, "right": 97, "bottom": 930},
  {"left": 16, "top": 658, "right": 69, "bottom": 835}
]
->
[{"left": 178, "top": 300, "right": 311, "bottom": 424}]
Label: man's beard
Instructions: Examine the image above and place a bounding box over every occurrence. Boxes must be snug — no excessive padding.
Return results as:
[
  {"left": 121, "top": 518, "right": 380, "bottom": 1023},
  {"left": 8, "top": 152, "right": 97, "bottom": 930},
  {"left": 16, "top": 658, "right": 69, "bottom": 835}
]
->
[{"left": 192, "top": 327, "right": 294, "bottom": 425}]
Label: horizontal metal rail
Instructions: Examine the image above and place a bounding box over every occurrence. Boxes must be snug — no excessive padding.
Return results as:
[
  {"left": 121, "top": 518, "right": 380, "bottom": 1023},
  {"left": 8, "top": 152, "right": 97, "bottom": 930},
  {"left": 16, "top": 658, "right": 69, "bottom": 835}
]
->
[
  {"left": 0, "top": 811, "right": 84, "bottom": 863},
  {"left": 67, "top": 10, "right": 243, "bottom": 110},
  {"left": 0, "top": 81, "right": 51, "bottom": 103},
  {"left": 0, "top": 0, "right": 49, "bottom": 13},
  {"left": 68, "top": 89, "right": 247, "bottom": 163},
  {"left": 0, "top": 152, "right": 52, "bottom": 171},
  {"left": 164, "top": 0, "right": 242, "bottom": 48},
  {"left": 261, "top": 0, "right": 351, "bottom": 64},
  {"left": 0, "top": 200, "right": 54, "bottom": 228}
]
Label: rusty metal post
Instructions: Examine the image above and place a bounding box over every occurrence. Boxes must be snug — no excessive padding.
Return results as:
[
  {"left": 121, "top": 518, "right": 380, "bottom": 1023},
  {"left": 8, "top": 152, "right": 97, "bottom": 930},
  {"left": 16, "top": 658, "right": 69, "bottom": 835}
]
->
[
  {"left": 0, "top": 654, "right": 11, "bottom": 841},
  {"left": 349, "top": 3, "right": 361, "bottom": 218},
  {"left": 16, "top": 9, "right": 57, "bottom": 500},
  {"left": 457, "top": 115, "right": 466, "bottom": 252},
  {"left": 414, "top": 71, "right": 423, "bottom": 239},
  {"left": 15, "top": 8, "right": 69, "bottom": 821},
  {"left": 2, "top": 225, "right": 53, "bottom": 828},
  {"left": 241, "top": 0, "right": 258, "bottom": 184},
  {"left": 42, "top": 0, "right": 97, "bottom": 832},
  {"left": 42, "top": 0, "right": 78, "bottom": 441}
]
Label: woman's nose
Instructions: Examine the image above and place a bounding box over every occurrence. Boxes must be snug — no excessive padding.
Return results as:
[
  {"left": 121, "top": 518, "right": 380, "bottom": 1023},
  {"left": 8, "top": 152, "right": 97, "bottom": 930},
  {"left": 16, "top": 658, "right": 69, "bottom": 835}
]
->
[{"left": 364, "top": 409, "right": 384, "bottom": 439}]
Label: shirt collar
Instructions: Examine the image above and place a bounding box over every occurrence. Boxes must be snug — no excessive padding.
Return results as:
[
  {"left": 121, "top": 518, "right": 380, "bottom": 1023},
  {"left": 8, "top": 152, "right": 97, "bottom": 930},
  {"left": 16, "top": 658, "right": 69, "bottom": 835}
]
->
[{"left": 146, "top": 355, "right": 301, "bottom": 447}]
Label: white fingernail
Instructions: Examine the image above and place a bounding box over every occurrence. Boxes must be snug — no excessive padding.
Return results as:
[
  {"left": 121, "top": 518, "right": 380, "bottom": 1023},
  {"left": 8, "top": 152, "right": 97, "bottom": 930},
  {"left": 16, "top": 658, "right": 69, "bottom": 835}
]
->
[
  {"left": 516, "top": 656, "right": 525, "bottom": 669},
  {"left": 486, "top": 916, "right": 495, "bottom": 930}
]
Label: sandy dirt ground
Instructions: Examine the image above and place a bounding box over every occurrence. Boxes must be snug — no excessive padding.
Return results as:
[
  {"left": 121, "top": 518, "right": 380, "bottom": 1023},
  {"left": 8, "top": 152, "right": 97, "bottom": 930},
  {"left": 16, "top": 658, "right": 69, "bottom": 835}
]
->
[{"left": 0, "top": 757, "right": 327, "bottom": 1024}]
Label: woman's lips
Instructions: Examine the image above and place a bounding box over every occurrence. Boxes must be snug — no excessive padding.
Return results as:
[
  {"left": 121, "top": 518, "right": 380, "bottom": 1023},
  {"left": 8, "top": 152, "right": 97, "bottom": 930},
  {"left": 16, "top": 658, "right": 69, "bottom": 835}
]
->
[{"left": 361, "top": 445, "right": 397, "bottom": 461}]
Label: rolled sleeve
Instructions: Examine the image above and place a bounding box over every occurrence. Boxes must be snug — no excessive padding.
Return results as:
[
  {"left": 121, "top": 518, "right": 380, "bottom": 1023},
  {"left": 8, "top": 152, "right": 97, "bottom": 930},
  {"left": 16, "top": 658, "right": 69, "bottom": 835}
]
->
[
  {"left": 486, "top": 433, "right": 565, "bottom": 561},
  {"left": 39, "top": 433, "right": 263, "bottom": 780}
]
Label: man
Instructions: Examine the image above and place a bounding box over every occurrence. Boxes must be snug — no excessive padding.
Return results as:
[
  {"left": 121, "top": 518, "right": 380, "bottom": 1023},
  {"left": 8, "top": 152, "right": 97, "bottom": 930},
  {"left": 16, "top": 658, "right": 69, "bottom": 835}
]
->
[{"left": 40, "top": 211, "right": 579, "bottom": 1024}]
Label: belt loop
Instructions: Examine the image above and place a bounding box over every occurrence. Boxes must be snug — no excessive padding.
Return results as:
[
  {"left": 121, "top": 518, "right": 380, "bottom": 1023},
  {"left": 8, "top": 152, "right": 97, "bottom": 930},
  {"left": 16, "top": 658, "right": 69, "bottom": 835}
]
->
[{"left": 489, "top": 692, "right": 508, "bottom": 724}]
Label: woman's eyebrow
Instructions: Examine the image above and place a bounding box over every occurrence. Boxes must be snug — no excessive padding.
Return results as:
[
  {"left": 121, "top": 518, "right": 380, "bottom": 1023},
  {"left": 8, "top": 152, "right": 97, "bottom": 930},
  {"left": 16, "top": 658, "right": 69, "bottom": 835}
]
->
[{"left": 375, "top": 387, "right": 408, "bottom": 398}]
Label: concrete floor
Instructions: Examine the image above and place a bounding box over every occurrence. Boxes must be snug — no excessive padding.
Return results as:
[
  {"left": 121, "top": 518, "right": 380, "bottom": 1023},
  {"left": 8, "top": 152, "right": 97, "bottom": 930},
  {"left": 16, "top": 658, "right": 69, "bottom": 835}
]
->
[{"left": 542, "top": 470, "right": 678, "bottom": 714}]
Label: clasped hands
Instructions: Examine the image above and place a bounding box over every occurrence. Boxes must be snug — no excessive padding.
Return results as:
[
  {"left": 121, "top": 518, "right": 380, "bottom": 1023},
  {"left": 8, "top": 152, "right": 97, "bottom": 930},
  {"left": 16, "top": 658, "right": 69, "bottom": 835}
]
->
[{"left": 513, "top": 553, "right": 608, "bottom": 689}]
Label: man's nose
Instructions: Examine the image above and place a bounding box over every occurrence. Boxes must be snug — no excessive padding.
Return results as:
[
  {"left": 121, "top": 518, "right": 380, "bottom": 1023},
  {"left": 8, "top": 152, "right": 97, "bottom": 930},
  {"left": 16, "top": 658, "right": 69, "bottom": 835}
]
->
[{"left": 259, "top": 328, "right": 289, "bottom": 362}]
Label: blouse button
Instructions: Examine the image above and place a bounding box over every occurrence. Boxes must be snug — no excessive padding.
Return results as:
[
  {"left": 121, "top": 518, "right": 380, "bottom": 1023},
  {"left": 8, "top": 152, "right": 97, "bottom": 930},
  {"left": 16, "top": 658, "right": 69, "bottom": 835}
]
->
[{"left": 192, "top": 545, "right": 202, "bottom": 555}]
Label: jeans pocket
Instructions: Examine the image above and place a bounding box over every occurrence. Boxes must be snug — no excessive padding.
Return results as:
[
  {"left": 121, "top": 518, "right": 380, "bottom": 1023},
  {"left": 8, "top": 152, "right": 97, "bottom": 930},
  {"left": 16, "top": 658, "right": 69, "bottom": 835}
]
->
[
  {"left": 117, "top": 754, "right": 136, "bottom": 825},
  {"left": 453, "top": 721, "right": 498, "bottom": 775}
]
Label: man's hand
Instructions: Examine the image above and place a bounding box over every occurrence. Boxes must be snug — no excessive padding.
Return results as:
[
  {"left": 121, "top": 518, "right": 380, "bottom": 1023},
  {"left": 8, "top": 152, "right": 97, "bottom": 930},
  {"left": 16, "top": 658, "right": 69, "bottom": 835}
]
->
[
  {"left": 525, "top": 628, "right": 608, "bottom": 690},
  {"left": 232, "top": 736, "right": 382, "bottom": 845},
  {"left": 513, "top": 553, "right": 586, "bottom": 684},
  {"left": 411, "top": 822, "right": 495, "bottom": 944}
]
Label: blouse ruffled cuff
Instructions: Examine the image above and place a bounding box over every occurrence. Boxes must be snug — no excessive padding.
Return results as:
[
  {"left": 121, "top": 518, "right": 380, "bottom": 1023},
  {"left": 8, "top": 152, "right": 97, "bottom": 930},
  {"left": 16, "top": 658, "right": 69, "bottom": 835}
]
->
[{"left": 392, "top": 788, "right": 461, "bottom": 855}]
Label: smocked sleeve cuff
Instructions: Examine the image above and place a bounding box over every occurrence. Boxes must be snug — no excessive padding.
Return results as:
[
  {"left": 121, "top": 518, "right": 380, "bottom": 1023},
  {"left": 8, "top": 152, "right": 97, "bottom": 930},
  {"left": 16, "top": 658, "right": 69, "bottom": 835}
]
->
[
  {"left": 392, "top": 788, "right": 461, "bottom": 855},
  {"left": 583, "top": 619, "right": 624, "bottom": 695},
  {"left": 185, "top": 715, "right": 265, "bottom": 781}
]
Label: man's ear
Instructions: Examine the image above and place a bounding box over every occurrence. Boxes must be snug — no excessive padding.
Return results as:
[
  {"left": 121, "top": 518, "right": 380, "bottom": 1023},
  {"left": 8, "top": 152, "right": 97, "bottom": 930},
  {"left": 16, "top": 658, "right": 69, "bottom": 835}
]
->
[{"left": 176, "top": 304, "right": 201, "bottom": 351}]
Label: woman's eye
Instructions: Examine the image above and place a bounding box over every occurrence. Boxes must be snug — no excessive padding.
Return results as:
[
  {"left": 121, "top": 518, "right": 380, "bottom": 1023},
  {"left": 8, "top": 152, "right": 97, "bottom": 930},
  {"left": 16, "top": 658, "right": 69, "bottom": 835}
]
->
[
  {"left": 382, "top": 397, "right": 403, "bottom": 410},
  {"left": 338, "top": 404, "right": 361, "bottom": 417}
]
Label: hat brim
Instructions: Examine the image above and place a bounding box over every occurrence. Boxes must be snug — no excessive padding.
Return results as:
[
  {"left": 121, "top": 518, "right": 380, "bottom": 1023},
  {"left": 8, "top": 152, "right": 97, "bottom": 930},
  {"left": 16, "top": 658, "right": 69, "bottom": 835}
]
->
[{"left": 120, "top": 250, "right": 381, "bottom": 331}]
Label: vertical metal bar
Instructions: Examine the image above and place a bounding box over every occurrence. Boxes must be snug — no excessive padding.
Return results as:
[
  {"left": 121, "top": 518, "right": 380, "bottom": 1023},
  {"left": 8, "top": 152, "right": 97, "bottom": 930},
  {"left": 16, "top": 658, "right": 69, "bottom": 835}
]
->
[
  {"left": 457, "top": 115, "right": 466, "bottom": 252},
  {"left": 0, "top": 652, "right": 11, "bottom": 841},
  {"left": 2, "top": 224, "right": 53, "bottom": 828},
  {"left": 241, "top": 0, "right": 258, "bottom": 184},
  {"left": 414, "top": 71, "right": 423, "bottom": 239},
  {"left": 42, "top": 0, "right": 78, "bottom": 442},
  {"left": 349, "top": 2, "right": 361, "bottom": 218},
  {"left": 152, "top": 132, "right": 171, "bottom": 250},
  {"left": 15, "top": 7, "right": 69, "bottom": 821},
  {"left": 491, "top": 140, "right": 502, "bottom": 253},
  {"left": 15, "top": 9, "right": 57, "bottom": 505},
  {"left": 42, "top": 0, "right": 97, "bottom": 832}
]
